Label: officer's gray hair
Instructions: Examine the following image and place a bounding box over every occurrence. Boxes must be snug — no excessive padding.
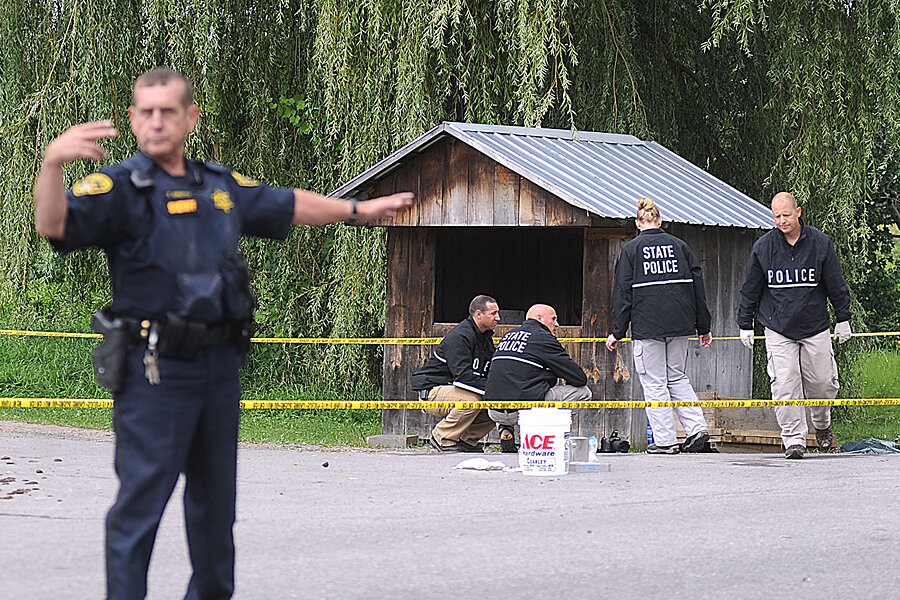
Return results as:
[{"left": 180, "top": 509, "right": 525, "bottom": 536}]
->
[
  {"left": 133, "top": 68, "right": 194, "bottom": 107},
  {"left": 469, "top": 295, "right": 497, "bottom": 316}
]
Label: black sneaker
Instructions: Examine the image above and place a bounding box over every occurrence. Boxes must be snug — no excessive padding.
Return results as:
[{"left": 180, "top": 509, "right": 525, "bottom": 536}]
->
[
  {"left": 682, "top": 430, "right": 710, "bottom": 453},
  {"left": 646, "top": 443, "right": 679, "bottom": 454},
  {"left": 428, "top": 435, "right": 459, "bottom": 452},
  {"left": 815, "top": 426, "right": 834, "bottom": 451},
  {"left": 499, "top": 425, "right": 517, "bottom": 453},
  {"left": 785, "top": 444, "right": 805, "bottom": 459},
  {"left": 455, "top": 439, "right": 484, "bottom": 453}
]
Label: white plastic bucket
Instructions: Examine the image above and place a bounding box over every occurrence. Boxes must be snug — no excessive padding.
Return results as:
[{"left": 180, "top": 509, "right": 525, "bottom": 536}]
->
[{"left": 518, "top": 408, "right": 571, "bottom": 476}]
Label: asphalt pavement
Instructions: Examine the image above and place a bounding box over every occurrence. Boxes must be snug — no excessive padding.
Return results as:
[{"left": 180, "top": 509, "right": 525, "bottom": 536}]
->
[{"left": 2, "top": 420, "right": 899, "bottom": 599}]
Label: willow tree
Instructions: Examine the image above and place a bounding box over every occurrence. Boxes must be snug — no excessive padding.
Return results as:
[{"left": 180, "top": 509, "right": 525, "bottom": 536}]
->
[{"left": 2, "top": 0, "right": 897, "bottom": 399}]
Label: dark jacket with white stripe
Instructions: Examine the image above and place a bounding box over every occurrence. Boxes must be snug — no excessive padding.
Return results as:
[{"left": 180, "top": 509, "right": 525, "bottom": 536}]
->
[
  {"left": 411, "top": 316, "right": 494, "bottom": 396},
  {"left": 484, "top": 319, "right": 587, "bottom": 400},
  {"left": 611, "top": 228, "right": 711, "bottom": 340},
  {"left": 738, "top": 220, "right": 851, "bottom": 340}
]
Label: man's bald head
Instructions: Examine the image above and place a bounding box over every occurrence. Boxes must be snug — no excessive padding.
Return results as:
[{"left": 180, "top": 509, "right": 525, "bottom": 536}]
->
[
  {"left": 771, "top": 191, "right": 802, "bottom": 242},
  {"left": 526, "top": 304, "right": 559, "bottom": 336},
  {"left": 771, "top": 191, "right": 798, "bottom": 210}
]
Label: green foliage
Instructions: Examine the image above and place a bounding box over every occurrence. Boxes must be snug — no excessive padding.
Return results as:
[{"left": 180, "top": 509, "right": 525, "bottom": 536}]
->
[
  {"left": 699, "top": 0, "right": 900, "bottom": 396},
  {"left": 3, "top": 0, "right": 900, "bottom": 405},
  {"left": 833, "top": 348, "right": 900, "bottom": 443},
  {"left": 269, "top": 95, "right": 316, "bottom": 133}
]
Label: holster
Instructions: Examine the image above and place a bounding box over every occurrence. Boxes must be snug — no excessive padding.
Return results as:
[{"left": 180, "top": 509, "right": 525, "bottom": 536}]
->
[{"left": 90, "top": 309, "right": 131, "bottom": 393}]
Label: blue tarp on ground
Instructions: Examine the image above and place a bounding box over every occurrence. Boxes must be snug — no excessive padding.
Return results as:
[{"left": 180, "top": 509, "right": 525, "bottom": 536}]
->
[{"left": 841, "top": 438, "right": 900, "bottom": 454}]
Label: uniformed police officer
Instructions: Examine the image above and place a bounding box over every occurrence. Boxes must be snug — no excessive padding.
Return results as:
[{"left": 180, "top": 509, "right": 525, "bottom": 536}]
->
[
  {"left": 33, "top": 67, "right": 412, "bottom": 599},
  {"left": 605, "top": 197, "right": 712, "bottom": 455},
  {"left": 738, "top": 192, "right": 852, "bottom": 459}
]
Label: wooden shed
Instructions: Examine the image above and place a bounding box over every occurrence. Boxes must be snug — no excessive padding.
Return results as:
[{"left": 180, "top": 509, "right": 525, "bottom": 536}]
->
[{"left": 332, "top": 122, "right": 774, "bottom": 446}]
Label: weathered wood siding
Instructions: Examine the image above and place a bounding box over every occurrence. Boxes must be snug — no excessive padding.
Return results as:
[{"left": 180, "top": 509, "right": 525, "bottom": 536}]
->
[
  {"left": 668, "top": 223, "right": 767, "bottom": 432},
  {"left": 668, "top": 224, "right": 755, "bottom": 401},
  {"left": 381, "top": 228, "right": 434, "bottom": 435}
]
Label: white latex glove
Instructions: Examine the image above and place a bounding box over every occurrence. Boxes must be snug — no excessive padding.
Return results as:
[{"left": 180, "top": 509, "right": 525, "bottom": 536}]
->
[
  {"left": 739, "top": 329, "right": 755, "bottom": 349},
  {"left": 834, "top": 321, "right": 852, "bottom": 344},
  {"left": 605, "top": 334, "right": 618, "bottom": 351}
]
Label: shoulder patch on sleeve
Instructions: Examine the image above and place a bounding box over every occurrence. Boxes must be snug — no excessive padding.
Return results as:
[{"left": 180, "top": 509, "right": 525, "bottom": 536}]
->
[
  {"left": 230, "top": 171, "right": 259, "bottom": 187},
  {"left": 72, "top": 173, "right": 114, "bottom": 196}
]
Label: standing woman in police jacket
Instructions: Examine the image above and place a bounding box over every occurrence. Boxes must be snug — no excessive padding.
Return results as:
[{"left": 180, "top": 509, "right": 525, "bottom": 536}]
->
[{"left": 605, "top": 197, "right": 712, "bottom": 454}]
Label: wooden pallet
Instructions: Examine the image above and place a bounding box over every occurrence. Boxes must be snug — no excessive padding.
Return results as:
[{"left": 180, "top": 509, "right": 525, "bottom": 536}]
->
[{"left": 676, "top": 428, "right": 826, "bottom": 453}]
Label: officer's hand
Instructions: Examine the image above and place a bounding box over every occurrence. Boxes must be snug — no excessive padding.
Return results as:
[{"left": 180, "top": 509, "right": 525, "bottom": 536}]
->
[
  {"left": 605, "top": 334, "right": 618, "bottom": 352},
  {"left": 739, "top": 329, "right": 755, "bottom": 349},
  {"left": 699, "top": 332, "right": 712, "bottom": 348},
  {"left": 834, "top": 321, "right": 852, "bottom": 344},
  {"left": 43, "top": 120, "right": 118, "bottom": 168},
  {"left": 358, "top": 192, "right": 414, "bottom": 221}
]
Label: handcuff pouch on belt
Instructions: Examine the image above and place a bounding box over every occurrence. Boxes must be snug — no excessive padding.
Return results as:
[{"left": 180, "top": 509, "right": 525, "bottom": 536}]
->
[{"left": 90, "top": 308, "right": 133, "bottom": 392}]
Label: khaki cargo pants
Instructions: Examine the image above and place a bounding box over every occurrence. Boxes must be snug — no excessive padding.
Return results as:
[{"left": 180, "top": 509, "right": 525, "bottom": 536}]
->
[
  {"left": 764, "top": 328, "right": 838, "bottom": 448},
  {"left": 421, "top": 385, "right": 495, "bottom": 446}
]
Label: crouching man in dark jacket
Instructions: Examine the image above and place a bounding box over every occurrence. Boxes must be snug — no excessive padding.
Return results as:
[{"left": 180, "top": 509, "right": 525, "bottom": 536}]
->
[
  {"left": 412, "top": 295, "right": 500, "bottom": 452},
  {"left": 484, "top": 304, "right": 591, "bottom": 452}
]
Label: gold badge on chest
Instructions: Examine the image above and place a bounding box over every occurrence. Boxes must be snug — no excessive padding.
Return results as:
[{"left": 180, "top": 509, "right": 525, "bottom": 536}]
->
[{"left": 212, "top": 188, "right": 233, "bottom": 214}]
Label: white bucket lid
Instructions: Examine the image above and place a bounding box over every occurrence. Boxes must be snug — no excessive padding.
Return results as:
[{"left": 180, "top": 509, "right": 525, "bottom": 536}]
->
[{"left": 517, "top": 407, "right": 572, "bottom": 427}]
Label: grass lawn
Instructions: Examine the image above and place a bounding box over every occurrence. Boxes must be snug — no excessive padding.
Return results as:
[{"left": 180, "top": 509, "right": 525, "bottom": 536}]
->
[
  {"left": 0, "top": 333, "right": 382, "bottom": 444},
  {"left": 2, "top": 338, "right": 898, "bottom": 447},
  {"left": 833, "top": 348, "right": 900, "bottom": 444}
]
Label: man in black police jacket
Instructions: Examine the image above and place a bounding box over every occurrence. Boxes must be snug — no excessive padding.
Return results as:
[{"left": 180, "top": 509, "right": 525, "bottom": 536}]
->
[
  {"left": 738, "top": 191, "right": 852, "bottom": 459},
  {"left": 33, "top": 67, "right": 412, "bottom": 599},
  {"left": 484, "top": 304, "right": 591, "bottom": 452},
  {"left": 412, "top": 295, "right": 500, "bottom": 451}
]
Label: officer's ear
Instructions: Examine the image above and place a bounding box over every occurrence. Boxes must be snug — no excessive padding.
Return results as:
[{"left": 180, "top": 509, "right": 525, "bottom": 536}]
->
[{"left": 187, "top": 104, "right": 200, "bottom": 132}]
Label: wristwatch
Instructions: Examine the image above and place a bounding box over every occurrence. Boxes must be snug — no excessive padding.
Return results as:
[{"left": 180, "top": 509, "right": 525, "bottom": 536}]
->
[{"left": 345, "top": 197, "right": 358, "bottom": 225}]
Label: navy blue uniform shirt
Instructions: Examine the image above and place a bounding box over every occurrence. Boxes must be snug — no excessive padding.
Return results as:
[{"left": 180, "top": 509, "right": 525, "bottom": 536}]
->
[
  {"left": 411, "top": 316, "right": 494, "bottom": 395},
  {"left": 484, "top": 318, "right": 587, "bottom": 401},
  {"left": 52, "top": 152, "right": 294, "bottom": 322}
]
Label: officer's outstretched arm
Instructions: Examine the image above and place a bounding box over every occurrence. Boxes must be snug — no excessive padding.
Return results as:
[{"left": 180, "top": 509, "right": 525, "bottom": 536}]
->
[
  {"left": 292, "top": 189, "right": 413, "bottom": 226},
  {"left": 34, "top": 120, "right": 118, "bottom": 240}
]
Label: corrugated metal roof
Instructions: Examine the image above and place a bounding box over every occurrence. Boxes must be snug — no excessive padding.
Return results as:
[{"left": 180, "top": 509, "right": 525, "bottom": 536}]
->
[{"left": 331, "top": 121, "right": 772, "bottom": 229}]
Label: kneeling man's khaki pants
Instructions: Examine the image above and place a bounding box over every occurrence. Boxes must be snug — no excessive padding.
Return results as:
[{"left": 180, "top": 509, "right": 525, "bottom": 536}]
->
[{"left": 422, "top": 386, "right": 495, "bottom": 446}]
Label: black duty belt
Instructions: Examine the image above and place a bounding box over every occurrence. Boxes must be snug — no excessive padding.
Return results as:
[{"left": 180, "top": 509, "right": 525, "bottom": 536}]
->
[{"left": 121, "top": 314, "right": 239, "bottom": 360}]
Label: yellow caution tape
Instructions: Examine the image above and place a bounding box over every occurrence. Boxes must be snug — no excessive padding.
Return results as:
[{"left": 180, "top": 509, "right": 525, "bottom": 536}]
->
[
  {"left": 0, "top": 329, "right": 102, "bottom": 339},
  {"left": 2, "top": 329, "right": 898, "bottom": 344},
  {"left": 4, "top": 398, "right": 900, "bottom": 409},
  {"left": 0, "top": 398, "right": 114, "bottom": 408},
  {"left": 252, "top": 337, "right": 445, "bottom": 345}
]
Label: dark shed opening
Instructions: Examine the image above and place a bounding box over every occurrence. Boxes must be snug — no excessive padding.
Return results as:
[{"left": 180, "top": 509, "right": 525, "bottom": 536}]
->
[{"left": 434, "top": 227, "right": 584, "bottom": 325}]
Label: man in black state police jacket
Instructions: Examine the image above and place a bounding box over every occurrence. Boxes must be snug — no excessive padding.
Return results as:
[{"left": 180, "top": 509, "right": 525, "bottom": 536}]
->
[{"left": 484, "top": 304, "right": 591, "bottom": 452}]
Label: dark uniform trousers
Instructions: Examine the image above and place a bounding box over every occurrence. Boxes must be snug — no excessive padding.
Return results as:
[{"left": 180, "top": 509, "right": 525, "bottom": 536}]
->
[{"left": 106, "top": 341, "right": 242, "bottom": 600}]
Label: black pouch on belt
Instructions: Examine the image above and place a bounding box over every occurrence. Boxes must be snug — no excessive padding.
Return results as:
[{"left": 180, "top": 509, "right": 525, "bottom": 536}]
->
[{"left": 90, "top": 309, "right": 130, "bottom": 393}]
